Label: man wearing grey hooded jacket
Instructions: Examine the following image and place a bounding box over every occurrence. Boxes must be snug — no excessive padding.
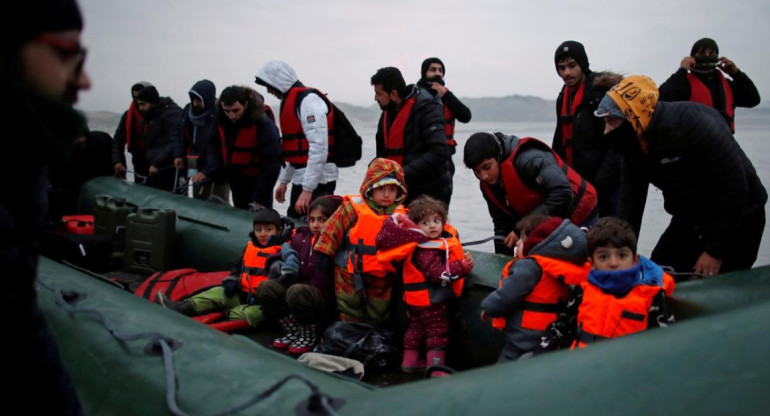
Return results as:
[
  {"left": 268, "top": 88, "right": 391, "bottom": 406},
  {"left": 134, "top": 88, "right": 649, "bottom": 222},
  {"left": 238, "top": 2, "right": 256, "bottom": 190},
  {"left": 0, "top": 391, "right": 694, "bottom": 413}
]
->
[{"left": 255, "top": 60, "right": 338, "bottom": 220}]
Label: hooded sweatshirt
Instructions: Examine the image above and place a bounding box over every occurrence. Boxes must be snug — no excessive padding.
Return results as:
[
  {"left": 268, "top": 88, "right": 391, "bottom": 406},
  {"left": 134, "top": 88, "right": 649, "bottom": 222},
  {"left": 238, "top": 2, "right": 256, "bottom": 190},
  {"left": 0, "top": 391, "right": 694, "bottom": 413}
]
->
[
  {"left": 174, "top": 79, "right": 223, "bottom": 179},
  {"left": 255, "top": 60, "right": 338, "bottom": 192},
  {"left": 607, "top": 75, "right": 767, "bottom": 259}
]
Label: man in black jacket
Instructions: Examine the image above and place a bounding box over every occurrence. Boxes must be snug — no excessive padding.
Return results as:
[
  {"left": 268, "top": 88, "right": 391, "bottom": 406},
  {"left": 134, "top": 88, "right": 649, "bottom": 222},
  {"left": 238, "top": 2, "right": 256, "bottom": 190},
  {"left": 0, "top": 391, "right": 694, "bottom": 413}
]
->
[
  {"left": 133, "top": 85, "right": 183, "bottom": 192},
  {"left": 1, "top": 0, "right": 91, "bottom": 413},
  {"left": 552, "top": 41, "right": 622, "bottom": 217},
  {"left": 658, "top": 37, "right": 760, "bottom": 133},
  {"left": 417, "top": 57, "right": 471, "bottom": 205},
  {"left": 597, "top": 75, "right": 766, "bottom": 279},
  {"left": 112, "top": 81, "right": 152, "bottom": 182},
  {"left": 371, "top": 66, "right": 452, "bottom": 206}
]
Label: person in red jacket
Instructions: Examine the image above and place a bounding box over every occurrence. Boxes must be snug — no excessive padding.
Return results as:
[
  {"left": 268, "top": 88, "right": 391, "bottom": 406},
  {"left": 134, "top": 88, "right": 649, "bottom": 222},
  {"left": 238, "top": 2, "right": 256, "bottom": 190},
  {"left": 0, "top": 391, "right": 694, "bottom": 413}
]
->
[
  {"left": 376, "top": 195, "right": 473, "bottom": 376},
  {"left": 536, "top": 216, "right": 675, "bottom": 352}
]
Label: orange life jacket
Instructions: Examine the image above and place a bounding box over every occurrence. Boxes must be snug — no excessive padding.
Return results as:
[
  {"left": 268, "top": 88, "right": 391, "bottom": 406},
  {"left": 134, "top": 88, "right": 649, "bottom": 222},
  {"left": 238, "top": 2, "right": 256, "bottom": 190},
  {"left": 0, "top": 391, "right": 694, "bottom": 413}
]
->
[
  {"left": 571, "top": 273, "right": 675, "bottom": 348},
  {"left": 338, "top": 195, "right": 406, "bottom": 278},
  {"left": 381, "top": 96, "right": 417, "bottom": 166},
  {"left": 492, "top": 255, "right": 590, "bottom": 331},
  {"left": 443, "top": 103, "right": 456, "bottom": 148},
  {"left": 378, "top": 224, "right": 464, "bottom": 307},
  {"left": 558, "top": 82, "right": 586, "bottom": 166},
  {"left": 239, "top": 242, "right": 282, "bottom": 294},
  {"left": 687, "top": 71, "right": 735, "bottom": 132},
  {"left": 218, "top": 123, "right": 261, "bottom": 177},
  {"left": 279, "top": 87, "right": 334, "bottom": 167},
  {"left": 481, "top": 137, "right": 597, "bottom": 225},
  {"left": 125, "top": 101, "right": 145, "bottom": 151}
]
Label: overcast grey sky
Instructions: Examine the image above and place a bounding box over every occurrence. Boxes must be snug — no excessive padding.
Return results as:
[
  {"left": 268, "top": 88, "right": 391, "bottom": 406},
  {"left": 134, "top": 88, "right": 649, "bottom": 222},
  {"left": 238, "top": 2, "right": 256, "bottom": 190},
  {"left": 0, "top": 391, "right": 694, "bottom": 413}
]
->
[{"left": 76, "top": 0, "right": 770, "bottom": 114}]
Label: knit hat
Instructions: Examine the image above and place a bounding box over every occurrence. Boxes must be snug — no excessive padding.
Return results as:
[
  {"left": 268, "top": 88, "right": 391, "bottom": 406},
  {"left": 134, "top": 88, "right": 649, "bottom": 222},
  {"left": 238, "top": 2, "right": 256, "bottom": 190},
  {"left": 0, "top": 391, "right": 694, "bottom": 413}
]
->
[
  {"left": 554, "top": 40, "right": 590, "bottom": 74},
  {"left": 522, "top": 217, "right": 563, "bottom": 256},
  {"left": 594, "top": 95, "right": 625, "bottom": 119},
  {"left": 421, "top": 57, "right": 445, "bottom": 79},
  {"left": 690, "top": 38, "right": 719, "bottom": 56},
  {"left": 136, "top": 86, "right": 160, "bottom": 104},
  {"left": 1, "top": 0, "right": 83, "bottom": 54}
]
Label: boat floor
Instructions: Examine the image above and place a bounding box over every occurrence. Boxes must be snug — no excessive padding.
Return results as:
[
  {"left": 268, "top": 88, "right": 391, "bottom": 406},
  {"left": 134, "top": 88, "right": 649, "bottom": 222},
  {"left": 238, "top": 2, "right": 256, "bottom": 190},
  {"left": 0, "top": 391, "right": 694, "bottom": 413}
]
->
[{"left": 103, "top": 269, "right": 428, "bottom": 387}]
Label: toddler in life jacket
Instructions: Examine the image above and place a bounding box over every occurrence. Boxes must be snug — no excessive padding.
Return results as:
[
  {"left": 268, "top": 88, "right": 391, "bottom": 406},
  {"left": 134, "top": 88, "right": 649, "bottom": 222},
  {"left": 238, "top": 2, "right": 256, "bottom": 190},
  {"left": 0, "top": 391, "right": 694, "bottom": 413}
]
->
[
  {"left": 314, "top": 158, "right": 407, "bottom": 326},
  {"left": 254, "top": 195, "right": 343, "bottom": 355},
  {"left": 537, "top": 216, "right": 675, "bottom": 351},
  {"left": 156, "top": 207, "right": 292, "bottom": 327},
  {"left": 481, "top": 214, "right": 590, "bottom": 362},
  {"left": 376, "top": 195, "right": 474, "bottom": 376}
]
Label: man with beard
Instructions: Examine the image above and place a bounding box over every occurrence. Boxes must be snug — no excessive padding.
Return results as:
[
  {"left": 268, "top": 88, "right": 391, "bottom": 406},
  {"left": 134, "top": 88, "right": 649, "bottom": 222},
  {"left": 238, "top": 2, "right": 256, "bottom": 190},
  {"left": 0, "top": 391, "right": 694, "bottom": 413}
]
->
[
  {"left": 597, "top": 75, "right": 766, "bottom": 279},
  {"left": 255, "top": 60, "right": 338, "bottom": 219},
  {"left": 1, "top": 0, "right": 92, "bottom": 413},
  {"left": 658, "top": 38, "right": 760, "bottom": 133},
  {"left": 552, "top": 41, "right": 622, "bottom": 217},
  {"left": 217, "top": 85, "right": 281, "bottom": 210},
  {"left": 173, "top": 79, "right": 229, "bottom": 202},
  {"left": 112, "top": 81, "right": 153, "bottom": 182},
  {"left": 416, "top": 57, "right": 471, "bottom": 205},
  {"left": 371, "top": 66, "right": 452, "bottom": 206}
]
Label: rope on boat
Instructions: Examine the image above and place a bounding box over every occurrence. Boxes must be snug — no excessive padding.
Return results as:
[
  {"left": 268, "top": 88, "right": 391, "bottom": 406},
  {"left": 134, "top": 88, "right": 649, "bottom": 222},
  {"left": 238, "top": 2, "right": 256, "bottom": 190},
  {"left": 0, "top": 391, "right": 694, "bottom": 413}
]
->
[{"left": 36, "top": 277, "right": 342, "bottom": 416}]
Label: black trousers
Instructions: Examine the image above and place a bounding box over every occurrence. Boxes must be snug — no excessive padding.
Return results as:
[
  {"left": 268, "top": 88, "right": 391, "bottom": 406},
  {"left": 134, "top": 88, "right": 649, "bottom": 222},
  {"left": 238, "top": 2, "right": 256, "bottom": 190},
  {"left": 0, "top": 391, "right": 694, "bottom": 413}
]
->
[{"left": 286, "top": 181, "right": 336, "bottom": 220}]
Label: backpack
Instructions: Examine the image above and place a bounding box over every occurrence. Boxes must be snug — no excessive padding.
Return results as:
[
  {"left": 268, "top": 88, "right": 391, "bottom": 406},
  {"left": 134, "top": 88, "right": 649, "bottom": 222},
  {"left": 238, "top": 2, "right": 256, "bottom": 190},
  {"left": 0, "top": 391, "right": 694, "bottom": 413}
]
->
[
  {"left": 313, "top": 321, "right": 399, "bottom": 371},
  {"left": 329, "top": 103, "right": 362, "bottom": 168}
]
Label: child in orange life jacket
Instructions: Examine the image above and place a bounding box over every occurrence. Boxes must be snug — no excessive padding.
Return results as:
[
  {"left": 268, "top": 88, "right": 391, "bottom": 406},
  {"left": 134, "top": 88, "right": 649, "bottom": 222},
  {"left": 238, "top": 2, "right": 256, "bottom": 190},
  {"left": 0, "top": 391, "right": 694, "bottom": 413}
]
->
[
  {"left": 314, "top": 158, "right": 408, "bottom": 326},
  {"left": 156, "top": 207, "right": 292, "bottom": 327},
  {"left": 480, "top": 214, "right": 590, "bottom": 362},
  {"left": 252, "top": 196, "right": 343, "bottom": 355},
  {"left": 376, "top": 195, "right": 474, "bottom": 375},
  {"left": 537, "top": 217, "right": 675, "bottom": 351}
]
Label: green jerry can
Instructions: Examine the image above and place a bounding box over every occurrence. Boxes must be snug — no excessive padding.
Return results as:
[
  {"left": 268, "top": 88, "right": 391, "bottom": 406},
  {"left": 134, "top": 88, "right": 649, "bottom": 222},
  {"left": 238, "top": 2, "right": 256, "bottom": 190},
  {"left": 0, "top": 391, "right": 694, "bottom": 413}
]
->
[
  {"left": 124, "top": 208, "right": 176, "bottom": 275},
  {"left": 93, "top": 195, "right": 138, "bottom": 236}
]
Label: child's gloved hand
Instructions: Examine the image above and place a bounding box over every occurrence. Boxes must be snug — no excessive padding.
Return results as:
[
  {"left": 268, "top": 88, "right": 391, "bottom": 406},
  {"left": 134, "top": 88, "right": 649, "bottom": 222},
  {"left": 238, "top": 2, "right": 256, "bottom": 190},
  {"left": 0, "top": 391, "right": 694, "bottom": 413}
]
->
[
  {"left": 279, "top": 242, "right": 300, "bottom": 285},
  {"left": 222, "top": 274, "right": 240, "bottom": 297}
]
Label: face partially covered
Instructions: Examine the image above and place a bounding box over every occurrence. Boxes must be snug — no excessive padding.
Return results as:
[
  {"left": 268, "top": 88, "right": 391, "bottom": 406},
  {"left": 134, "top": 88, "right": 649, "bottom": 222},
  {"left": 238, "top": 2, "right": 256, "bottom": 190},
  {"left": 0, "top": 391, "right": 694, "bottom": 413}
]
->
[{"left": 425, "top": 63, "right": 444, "bottom": 80}]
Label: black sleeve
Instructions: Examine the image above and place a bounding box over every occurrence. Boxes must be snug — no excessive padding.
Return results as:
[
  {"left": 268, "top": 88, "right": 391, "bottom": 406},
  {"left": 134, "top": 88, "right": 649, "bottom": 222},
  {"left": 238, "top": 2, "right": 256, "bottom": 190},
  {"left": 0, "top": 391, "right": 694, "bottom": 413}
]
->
[
  {"left": 112, "top": 111, "right": 129, "bottom": 165},
  {"left": 516, "top": 149, "right": 573, "bottom": 217},
  {"left": 658, "top": 67, "right": 691, "bottom": 102},
  {"left": 442, "top": 91, "right": 471, "bottom": 123},
  {"left": 401, "top": 100, "right": 449, "bottom": 182},
  {"left": 252, "top": 117, "right": 282, "bottom": 207},
  {"left": 647, "top": 290, "right": 675, "bottom": 328},
  {"left": 618, "top": 155, "right": 649, "bottom": 237},
  {"left": 374, "top": 112, "right": 385, "bottom": 158},
  {"left": 551, "top": 91, "right": 565, "bottom": 156},
  {"left": 729, "top": 71, "right": 761, "bottom": 108}
]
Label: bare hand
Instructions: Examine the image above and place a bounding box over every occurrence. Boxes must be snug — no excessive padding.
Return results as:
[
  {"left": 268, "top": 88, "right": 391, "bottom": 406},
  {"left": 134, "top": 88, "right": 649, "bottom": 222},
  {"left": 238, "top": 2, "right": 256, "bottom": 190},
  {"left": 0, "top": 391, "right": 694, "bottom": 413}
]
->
[
  {"left": 693, "top": 251, "right": 723, "bottom": 278},
  {"left": 173, "top": 157, "right": 184, "bottom": 169},
  {"left": 431, "top": 82, "right": 448, "bottom": 97},
  {"left": 191, "top": 172, "right": 206, "bottom": 183},
  {"left": 480, "top": 310, "right": 489, "bottom": 322},
  {"left": 149, "top": 165, "right": 159, "bottom": 175},
  {"left": 274, "top": 183, "right": 288, "bottom": 203},
  {"left": 114, "top": 163, "right": 127, "bottom": 178},
  {"left": 504, "top": 230, "right": 520, "bottom": 250},
  {"left": 719, "top": 56, "right": 738, "bottom": 75},
  {"left": 294, "top": 190, "right": 313, "bottom": 215},
  {"left": 680, "top": 56, "right": 696, "bottom": 70},
  {"left": 463, "top": 252, "right": 475, "bottom": 270}
]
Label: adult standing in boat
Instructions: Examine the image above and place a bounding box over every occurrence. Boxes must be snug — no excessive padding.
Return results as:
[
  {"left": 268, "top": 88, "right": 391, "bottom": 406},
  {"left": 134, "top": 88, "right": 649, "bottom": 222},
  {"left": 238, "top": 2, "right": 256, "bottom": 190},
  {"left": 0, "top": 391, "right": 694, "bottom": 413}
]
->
[
  {"left": 1, "top": 0, "right": 91, "bottom": 413},
  {"left": 255, "top": 60, "right": 338, "bottom": 220},
  {"left": 658, "top": 38, "right": 760, "bottom": 133},
  {"left": 217, "top": 85, "right": 282, "bottom": 210},
  {"left": 112, "top": 81, "right": 152, "bottom": 182},
  {"left": 597, "top": 75, "right": 767, "bottom": 279},
  {"left": 416, "top": 57, "right": 471, "bottom": 205},
  {"left": 371, "top": 66, "right": 452, "bottom": 206},
  {"left": 463, "top": 132, "right": 598, "bottom": 254},
  {"left": 132, "top": 85, "right": 183, "bottom": 193},
  {"left": 173, "top": 79, "right": 229, "bottom": 202},
  {"left": 552, "top": 41, "right": 622, "bottom": 217}
]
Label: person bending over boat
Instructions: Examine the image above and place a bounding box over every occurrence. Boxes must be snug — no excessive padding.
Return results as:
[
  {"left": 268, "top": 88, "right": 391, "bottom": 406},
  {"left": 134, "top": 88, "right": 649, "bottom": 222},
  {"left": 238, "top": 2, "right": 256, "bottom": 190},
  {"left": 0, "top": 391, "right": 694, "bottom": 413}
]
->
[
  {"left": 157, "top": 208, "right": 292, "bottom": 327},
  {"left": 314, "top": 158, "right": 408, "bottom": 326},
  {"left": 258, "top": 196, "right": 343, "bottom": 355},
  {"left": 463, "top": 132, "right": 598, "bottom": 255},
  {"left": 596, "top": 75, "right": 767, "bottom": 279},
  {"left": 537, "top": 217, "right": 675, "bottom": 352},
  {"left": 376, "top": 195, "right": 473, "bottom": 376},
  {"left": 480, "top": 215, "right": 590, "bottom": 362}
]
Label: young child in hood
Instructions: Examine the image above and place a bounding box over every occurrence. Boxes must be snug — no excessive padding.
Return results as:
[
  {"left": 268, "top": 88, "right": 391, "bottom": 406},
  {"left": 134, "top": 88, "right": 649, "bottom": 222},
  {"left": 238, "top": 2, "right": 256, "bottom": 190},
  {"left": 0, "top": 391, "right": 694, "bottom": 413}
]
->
[
  {"left": 480, "top": 214, "right": 590, "bottom": 362},
  {"left": 254, "top": 195, "right": 343, "bottom": 354},
  {"left": 157, "top": 207, "right": 292, "bottom": 327},
  {"left": 537, "top": 216, "right": 675, "bottom": 351},
  {"left": 314, "top": 158, "right": 408, "bottom": 326},
  {"left": 376, "top": 195, "right": 473, "bottom": 376}
]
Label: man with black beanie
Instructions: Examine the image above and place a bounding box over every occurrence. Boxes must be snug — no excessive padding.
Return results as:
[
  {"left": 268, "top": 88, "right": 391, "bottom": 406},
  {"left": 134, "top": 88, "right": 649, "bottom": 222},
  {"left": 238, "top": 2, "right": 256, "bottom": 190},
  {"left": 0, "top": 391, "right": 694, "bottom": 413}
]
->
[
  {"left": 552, "top": 40, "right": 622, "bottom": 217},
  {"left": 659, "top": 37, "right": 760, "bottom": 133},
  {"left": 0, "top": 0, "right": 90, "bottom": 414}
]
